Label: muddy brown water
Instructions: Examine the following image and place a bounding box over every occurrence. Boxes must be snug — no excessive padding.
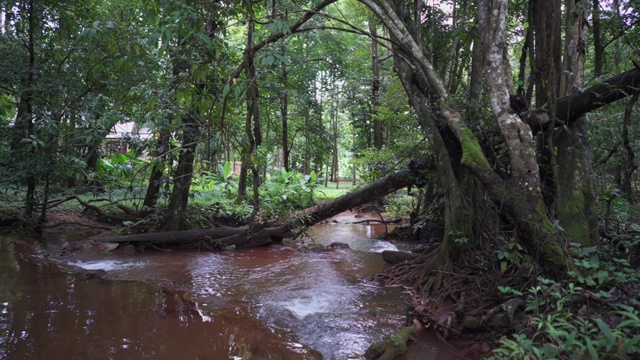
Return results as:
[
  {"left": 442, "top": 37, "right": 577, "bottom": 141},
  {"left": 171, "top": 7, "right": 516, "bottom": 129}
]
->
[{"left": 0, "top": 212, "right": 457, "bottom": 359}]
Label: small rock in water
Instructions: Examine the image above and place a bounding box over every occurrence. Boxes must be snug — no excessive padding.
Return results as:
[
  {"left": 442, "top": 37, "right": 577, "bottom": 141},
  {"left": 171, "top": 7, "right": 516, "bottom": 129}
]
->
[
  {"left": 327, "top": 242, "right": 350, "bottom": 250},
  {"left": 412, "top": 244, "right": 428, "bottom": 253},
  {"left": 118, "top": 244, "right": 136, "bottom": 254}
]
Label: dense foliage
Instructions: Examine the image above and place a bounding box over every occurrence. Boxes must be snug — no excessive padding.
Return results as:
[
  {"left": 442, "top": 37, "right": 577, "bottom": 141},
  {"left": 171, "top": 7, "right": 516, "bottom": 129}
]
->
[{"left": 1, "top": 0, "right": 640, "bottom": 357}]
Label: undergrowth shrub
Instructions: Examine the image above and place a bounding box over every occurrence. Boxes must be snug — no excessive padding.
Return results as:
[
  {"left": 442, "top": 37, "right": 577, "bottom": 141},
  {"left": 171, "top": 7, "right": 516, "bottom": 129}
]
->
[
  {"left": 490, "top": 241, "right": 640, "bottom": 360},
  {"left": 259, "top": 169, "right": 319, "bottom": 219}
]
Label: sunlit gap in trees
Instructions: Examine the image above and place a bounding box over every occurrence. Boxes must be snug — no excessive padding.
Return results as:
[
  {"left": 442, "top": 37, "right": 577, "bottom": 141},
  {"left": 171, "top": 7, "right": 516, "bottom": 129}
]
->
[{"left": 423, "top": 0, "right": 453, "bottom": 25}]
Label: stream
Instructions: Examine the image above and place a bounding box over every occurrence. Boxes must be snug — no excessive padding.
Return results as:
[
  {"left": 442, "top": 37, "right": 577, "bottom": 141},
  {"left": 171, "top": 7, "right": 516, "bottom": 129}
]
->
[{"left": 0, "top": 212, "right": 454, "bottom": 359}]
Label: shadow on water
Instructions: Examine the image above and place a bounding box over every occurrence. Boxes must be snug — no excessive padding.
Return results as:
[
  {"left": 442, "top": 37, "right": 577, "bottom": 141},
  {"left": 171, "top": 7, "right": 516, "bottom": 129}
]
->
[{"left": 0, "top": 212, "right": 459, "bottom": 359}]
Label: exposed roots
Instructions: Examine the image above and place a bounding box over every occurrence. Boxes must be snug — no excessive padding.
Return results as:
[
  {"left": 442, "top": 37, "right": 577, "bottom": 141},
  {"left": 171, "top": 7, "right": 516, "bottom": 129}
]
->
[{"left": 372, "top": 237, "right": 537, "bottom": 350}]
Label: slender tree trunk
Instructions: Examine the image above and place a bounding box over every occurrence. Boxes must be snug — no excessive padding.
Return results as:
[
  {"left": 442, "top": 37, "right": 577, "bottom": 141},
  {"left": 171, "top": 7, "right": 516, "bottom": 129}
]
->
[
  {"left": 593, "top": 0, "right": 603, "bottom": 76},
  {"left": 621, "top": 93, "right": 640, "bottom": 199},
  {"left": 370, "top": 19, "right": 383, "bottom": 150},
  {"left": 238, "top": 14, "right": 262, "bottom": 225},
  {"left": 165, "top": 113, "right": 198, "bottom": 230},
  {"left": 551, "top": 0, "right": 598, "bottom": 245},
  {"left": 142, "top": 130, "right": 170, "bottom": 214},
  {"left": 331, "top": 92, "right": 339, "bottom": 183},
  {"left": 468, "top": 0, "right": 486, "bottom": 114},
  {"left": 16, "top": 0, "right": 37, "bottom": 220},
  {"left": 281, "top": 49, "right": 290, "bottom": 171},
  {"left": 303, "top": 104, "right": 311, "bottom": 174}
]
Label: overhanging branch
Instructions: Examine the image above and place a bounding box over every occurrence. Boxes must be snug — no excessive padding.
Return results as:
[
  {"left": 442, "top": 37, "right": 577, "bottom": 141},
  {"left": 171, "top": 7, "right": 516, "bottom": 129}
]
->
[{"left": 522, "top": 66, "right": 640, "bottom": 134}]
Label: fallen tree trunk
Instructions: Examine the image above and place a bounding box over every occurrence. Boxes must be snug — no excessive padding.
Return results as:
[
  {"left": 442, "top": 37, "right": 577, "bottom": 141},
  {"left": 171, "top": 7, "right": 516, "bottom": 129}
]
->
[
  {"left": 94, "top": 226, "right": 274, "bottom": 249},
  {"left": 381, "top": 250, "right": 422, "bottom": 264},
  {"left": 284, "top": 169, "right": 416, "bottom": 230},
  {"left": 90, "top": 225, "right": 277, "bottom": 250},
  {"left": 93, "top": 168, "right": 419, "bottom": 249}
]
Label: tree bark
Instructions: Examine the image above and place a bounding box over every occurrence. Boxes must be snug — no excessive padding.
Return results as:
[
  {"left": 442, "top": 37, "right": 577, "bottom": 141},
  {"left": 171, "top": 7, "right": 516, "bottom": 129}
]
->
[
  {"left": 621, "top": 93, "right": 640, "bottom": 199},
  {"left": 165, "top": 113, "right": 198, "bottom": 230},
  {"left": 281, "top": 44, "right": 290, "bottom": 171},
  {"left": 593, "top": 0, "right": 603, "bottom": 76},
  {"left": 15, "top": 0, "right": 37, "bottom": 219},
  {"left": 142, "top": 130, "right": 170, "bottom": 215},
  {"left": 370, "top": 19, "right": 383, "bottom": 150},
  {"left": 360, "top": 0, "right": 575, "bottom": 278},
  {"left": 468, "top": 0, "right": 486, "bottom": 114},
  {"left": 551, "top": 0, "right": 598, "bottom": 246}
]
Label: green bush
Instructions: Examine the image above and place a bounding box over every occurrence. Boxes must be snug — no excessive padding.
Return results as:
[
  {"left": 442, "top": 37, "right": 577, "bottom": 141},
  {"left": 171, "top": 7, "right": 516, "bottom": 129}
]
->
[{"left": 259, "top": 169, "right": 319, "bottom": 219}]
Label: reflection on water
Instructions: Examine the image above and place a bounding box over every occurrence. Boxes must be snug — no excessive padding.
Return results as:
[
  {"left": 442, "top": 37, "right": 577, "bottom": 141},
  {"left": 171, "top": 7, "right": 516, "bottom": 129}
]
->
[
  {"left": 0, "top": 241, "right": 319, "bottom": 360},
  {"left": 0, "top": 212, "right": 449, "bottom": 359}
]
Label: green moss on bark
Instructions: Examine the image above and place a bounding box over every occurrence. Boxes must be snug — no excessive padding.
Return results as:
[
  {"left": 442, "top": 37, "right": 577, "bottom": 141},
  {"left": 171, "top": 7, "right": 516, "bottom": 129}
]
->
[
  {"left": 557, "top": 185, "right": 597, "bottom": 246},
  {"left": 505, "top": 189, "right": 576, "bottom": 278},
  {"left": 459, "top": 128, "right": 492, "bottom": 171},
  {"left": 364, "top": 325, "right": 416, "bottom": 360}
]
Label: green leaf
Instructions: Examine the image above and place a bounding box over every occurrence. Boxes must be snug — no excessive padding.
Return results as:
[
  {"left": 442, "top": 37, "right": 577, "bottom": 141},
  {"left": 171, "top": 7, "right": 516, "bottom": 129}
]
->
[
  {"left": 595, "top": 318, "right": 615, "bottom": 343},
  {"left": 222, "top": 83, "right": 231, "bottom": 98},
  {"left": 585, "top": 337, "right": 598, "bottom": 359},
  {"left": 597, "top": 270, "right": 609, "bottom": 286},
  {"left": 261, "top": 55, "right": 275, "bottom": 66},
  {"left": 274, "top": 53, "right": 290, "bottom": 65}
]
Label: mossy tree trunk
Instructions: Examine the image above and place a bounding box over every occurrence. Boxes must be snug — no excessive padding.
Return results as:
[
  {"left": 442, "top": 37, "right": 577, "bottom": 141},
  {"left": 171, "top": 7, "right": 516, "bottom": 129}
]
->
[
  {"left": 553, "top": 119, "right": 599, "bottom": 245},
  {"left": 541, "top": 0, "right": 598, "bottom": 246},
  {"left": 394, "top": 47, "right": 474, "bottom": 252},
  {"left": 360, "top": 0, "right": 575, "bottom": 278}
]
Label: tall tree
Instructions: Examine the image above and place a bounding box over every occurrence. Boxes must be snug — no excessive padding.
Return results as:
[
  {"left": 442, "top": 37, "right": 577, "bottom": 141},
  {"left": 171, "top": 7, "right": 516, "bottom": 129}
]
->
[{"left": 357, "top": 0, "right": 640, "bottom": 295}]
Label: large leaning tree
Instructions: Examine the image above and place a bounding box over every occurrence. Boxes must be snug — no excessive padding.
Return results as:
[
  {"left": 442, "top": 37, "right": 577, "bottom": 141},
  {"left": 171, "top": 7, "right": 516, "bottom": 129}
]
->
[{"left": 357, "top": 0, "right": 640, "bottom": 299}]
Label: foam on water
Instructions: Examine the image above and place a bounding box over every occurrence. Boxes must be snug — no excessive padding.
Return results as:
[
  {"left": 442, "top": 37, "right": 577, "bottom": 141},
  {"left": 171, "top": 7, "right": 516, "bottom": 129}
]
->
[
  {"left": 69, "top": 260, "right": 144, "bottom": 271},
  {"left": 368, "top": 240, "right": 398, "bottom": 253},
  {"left": 282, "top": 294, "right": 336, "bottom": 319}
]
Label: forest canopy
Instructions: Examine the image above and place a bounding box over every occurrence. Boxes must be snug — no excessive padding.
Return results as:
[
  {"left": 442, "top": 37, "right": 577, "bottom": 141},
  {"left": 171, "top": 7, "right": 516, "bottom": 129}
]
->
[{"left": 1, "top": 0, "right": 640, "bottom": 357}]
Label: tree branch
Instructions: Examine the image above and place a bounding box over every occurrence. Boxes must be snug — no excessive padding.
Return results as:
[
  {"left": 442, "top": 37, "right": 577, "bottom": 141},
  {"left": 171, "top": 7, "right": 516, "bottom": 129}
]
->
[{"left": 522, "top": 67, "right": 640, "bottom": 134}]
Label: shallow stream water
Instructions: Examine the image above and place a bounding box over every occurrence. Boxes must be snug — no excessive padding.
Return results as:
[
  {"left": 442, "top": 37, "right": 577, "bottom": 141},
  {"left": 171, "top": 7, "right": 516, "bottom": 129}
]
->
[{"left": 0, "top": 212, "right": 454, "bottom": 359}]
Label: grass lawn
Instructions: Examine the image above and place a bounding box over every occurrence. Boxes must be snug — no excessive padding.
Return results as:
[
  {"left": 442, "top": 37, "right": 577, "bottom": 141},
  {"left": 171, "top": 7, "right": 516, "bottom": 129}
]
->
[{"left": 315, "top": 181, "right": 359, "bottom": 200}]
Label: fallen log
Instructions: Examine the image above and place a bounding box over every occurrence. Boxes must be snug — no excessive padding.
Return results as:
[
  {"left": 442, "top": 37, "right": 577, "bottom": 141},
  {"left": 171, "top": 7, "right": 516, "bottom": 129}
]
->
[
  {"left": 91, "top": 223, "right": 290, "bottom": 250},
  {"left": 381, "top": 250, "right": 422, "bottom": 264},
  {"left": 285, "top": 168, "right": 417, "bottom": 230},
  {"left": 93, "top": 168, "right": 421, "bottom": 250},
  {"left": 94, "top": 226, "right": 275, "bottom": 249},
  {"left": 96, "top": 226, "right": 251, "bottom": 244}
]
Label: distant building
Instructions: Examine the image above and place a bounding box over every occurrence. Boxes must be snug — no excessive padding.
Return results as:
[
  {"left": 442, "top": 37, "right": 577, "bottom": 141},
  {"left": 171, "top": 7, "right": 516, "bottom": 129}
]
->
[{"left": 104, "top": 121, "right": 152, "bottom": 155}]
